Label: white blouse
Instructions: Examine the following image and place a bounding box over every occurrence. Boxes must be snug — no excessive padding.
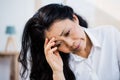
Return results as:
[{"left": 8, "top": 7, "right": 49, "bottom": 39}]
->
[{"left": 69, "top": 26, "right": 120, "bottom": 80}]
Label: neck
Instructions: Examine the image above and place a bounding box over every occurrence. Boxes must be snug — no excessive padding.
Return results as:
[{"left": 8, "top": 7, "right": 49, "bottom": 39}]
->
[
  {"left": 77, "top": 33, "right": 92, "bottom": 58},
  {"left": 85, "top": 34, "right": 92, "bottom": 57}
]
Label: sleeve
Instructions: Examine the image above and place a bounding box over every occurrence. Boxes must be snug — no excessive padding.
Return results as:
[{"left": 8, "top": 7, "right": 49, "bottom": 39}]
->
[
  {"left": 108, "top": 26, "right": 120, "bottom": 77},
  {"left": 117, "top": 31, "right": 120, "bottom": 69},
  {"left": 101, "top": 26, "right": 120, "bottom": 64},
  {"left": 114, "top": 27, "right": 120, "bottom": 69}
]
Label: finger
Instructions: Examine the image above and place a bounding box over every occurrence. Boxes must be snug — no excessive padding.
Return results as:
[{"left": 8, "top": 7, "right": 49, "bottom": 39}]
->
[
  {"left": 46, "top": 47, "right": 58, "bottom": 56},
  {"left": 45, "top": 42, "right": 55, "bottom": 51},
  {"left": 44, "top": 38, "right": 48, "bottom": 48},
  {"left": 45, "top": 48, "right": 55, "bottom": 57},
  {"left": 47, "top": 37, "right": 56, "bottom": 45},
  {"left": 51, "top": 47, "right": 57, "bottom": 52}
]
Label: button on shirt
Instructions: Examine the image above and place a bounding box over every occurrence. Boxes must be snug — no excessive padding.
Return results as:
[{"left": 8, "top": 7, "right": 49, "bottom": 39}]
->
[{"left": 69, "top": 26, "right": 120, "bottom": 80}]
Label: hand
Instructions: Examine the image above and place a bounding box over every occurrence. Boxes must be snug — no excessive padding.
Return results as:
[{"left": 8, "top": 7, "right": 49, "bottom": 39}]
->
[{"left": 44, "top": 37, "right": 63, "bottom": 72}]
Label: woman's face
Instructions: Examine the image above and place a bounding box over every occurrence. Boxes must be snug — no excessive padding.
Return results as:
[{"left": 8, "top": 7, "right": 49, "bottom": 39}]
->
[{"left": 45, "top": 15, "right": 87, "bottom": 55}]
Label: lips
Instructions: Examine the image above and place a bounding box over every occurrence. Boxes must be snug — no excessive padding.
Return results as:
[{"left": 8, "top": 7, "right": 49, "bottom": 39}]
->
[
  {"left": 75, "top": 43, "right": 80, "bottom": 50},
  {"left": 72, "top": 40, "right": 81, "bottom": 51}
]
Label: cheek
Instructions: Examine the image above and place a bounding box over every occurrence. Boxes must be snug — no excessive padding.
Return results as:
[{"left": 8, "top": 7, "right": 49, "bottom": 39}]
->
[
  {"left": 72, "top": 30, "right": 83, "bottom": 39},
  {"left": 74, "top": 28, "right": 85, "bottom": 38}
]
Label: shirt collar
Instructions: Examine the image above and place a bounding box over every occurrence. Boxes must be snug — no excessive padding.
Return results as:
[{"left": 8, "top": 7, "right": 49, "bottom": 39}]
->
[
  {"left": 70, "top": 53, "right": 86, "bottom": 62},
  {"left": 84, "top": 28, "right": 101, "bottom": 48}
]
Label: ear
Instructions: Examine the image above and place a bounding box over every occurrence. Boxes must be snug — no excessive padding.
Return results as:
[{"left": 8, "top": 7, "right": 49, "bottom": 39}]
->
[{"left": 73, "top": 14, "right": 79, "bottom": 24}]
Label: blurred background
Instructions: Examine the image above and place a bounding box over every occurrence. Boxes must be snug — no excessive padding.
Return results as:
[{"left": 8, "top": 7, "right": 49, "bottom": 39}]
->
[{"left": 0, "top": 0, "right": 120, "bottom": 80}]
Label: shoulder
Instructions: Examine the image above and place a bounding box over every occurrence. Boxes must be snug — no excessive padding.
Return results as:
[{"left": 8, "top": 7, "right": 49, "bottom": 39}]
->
[
  {"left": 88, "top": 25, "right": 119, "bottom": 36},
  {"left": 85, "top": 25, "right": 120, "bottom": 42}
]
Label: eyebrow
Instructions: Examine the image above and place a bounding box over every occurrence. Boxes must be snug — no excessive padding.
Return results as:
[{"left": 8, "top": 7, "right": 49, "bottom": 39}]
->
[{"left": 59, "top": 27, "right": 66, "bottom": 36}]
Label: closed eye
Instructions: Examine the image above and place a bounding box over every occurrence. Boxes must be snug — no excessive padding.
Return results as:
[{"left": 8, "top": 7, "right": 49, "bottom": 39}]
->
[{"left": 64, "top": 30, "right": 70, "bottom": 36}]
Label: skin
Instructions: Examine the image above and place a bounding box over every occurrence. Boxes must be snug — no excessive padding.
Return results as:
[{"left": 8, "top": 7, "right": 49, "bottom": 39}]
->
[{"left": 44, "top": 15, "right": 92, "bottom": 80}]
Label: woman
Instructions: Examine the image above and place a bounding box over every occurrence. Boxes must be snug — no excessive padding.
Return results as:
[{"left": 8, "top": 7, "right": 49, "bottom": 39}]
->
[{"left": 19, "top": 4, "right": 120, "bottom": 80}]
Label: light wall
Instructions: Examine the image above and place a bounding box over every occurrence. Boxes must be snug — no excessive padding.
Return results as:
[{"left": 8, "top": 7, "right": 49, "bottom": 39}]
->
[
  {"left": 34, "top": 0, "right": 64, "bottom": 11},
  {"left": 35, "top": 0, "right": 120, "bottom": 30},
  {"left": 0, "top": 0, "right": 34, "bottom": 80},
  {"left": 93, "top": 0, "right": 120, "bottom": 21},
  {"left": 0, "top": 0, "right": 35, "bottom": 52},
  {"left": 89, "top": 0, "right": 120, "bottom": 29},
  {"left": 66, "top": 0, "right": 120, "bottom": 30}
]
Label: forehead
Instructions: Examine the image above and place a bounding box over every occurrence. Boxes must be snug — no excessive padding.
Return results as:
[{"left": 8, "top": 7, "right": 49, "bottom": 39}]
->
[{"left": 45, "top": 19, "right": 71, "bottom": 39}]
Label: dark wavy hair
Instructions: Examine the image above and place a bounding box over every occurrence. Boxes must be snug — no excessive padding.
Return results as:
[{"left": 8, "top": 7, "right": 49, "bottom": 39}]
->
[{"left": 18, "top": 3, "right": 88, "bottom": 80}]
